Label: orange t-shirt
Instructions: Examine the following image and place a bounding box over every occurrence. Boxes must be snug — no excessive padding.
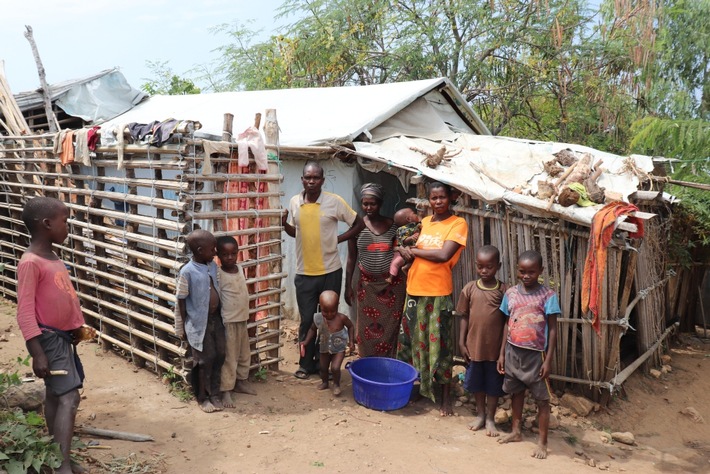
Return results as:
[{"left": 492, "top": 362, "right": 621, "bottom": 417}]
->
[{"left": 406, "top": 215, "right": 468, "bottom": 296}]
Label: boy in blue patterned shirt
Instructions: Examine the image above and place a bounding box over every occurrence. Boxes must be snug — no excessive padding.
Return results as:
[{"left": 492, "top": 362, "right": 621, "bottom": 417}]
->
[{"left": 497, "top": 250, "right": 560, "bottom": 460}]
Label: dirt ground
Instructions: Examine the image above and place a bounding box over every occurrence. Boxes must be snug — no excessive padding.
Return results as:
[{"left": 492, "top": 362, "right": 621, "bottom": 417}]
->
[{"left": 1, "top": 298, "right": 709, "bottom": 474}]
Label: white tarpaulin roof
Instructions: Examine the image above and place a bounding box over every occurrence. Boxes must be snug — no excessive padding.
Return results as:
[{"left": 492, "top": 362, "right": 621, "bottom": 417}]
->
[
  {"left": 95, "top": 76, "right": 654, "bottom": 227},
  {"left": 354, "top": 134, "right": 655, "bottom": 227},
  {"left": 97, "top": 78, "right": 488, "bottom": 145}
]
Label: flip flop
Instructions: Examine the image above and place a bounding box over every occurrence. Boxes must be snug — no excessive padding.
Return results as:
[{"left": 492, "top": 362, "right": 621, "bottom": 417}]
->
[{"left": 294, "top": 368, "right": 310, "bottom": 379}]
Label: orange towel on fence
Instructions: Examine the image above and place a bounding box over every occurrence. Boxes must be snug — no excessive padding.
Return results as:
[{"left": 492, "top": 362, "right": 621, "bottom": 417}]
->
[
  {"left": 60, "top": 130, "right": 75, "bottom": 165},
  {"left": 581, "top": 201, "right": 644, "bottom": 335}
]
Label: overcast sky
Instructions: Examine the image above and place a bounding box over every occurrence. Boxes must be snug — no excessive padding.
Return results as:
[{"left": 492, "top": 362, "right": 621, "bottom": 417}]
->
[{"left": 0, "top": 0, "right": 286, "bottom": 93}]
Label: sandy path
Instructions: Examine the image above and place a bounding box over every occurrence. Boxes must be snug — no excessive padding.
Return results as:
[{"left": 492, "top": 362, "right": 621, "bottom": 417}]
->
[{"left": 1, "top": 299, "right": 708, "bottom": 473}]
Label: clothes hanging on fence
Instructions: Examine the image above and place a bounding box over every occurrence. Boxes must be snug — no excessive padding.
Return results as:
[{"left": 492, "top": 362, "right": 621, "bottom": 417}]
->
[
  {"left": 116, "top": 124, "right": 126, "bottom": 170},
  {"left": 87, "top": 126, "right": 101, "bottom": 151},
  {"left": 52, "top": 130, "right": 67, "bottom": 156},
  {"left": 236, "top": 126, "right": 268, "bottom": 170},
  {"left": 60, "top": 130, "right": 76, "bottom": 165},
  {"left": 152, "top": 118, "right": 178, "bottom": 146},
  {"left": 128, "top": 121, "right": 159, "bottom": 142},
  {"left": 74, "top": 127, "right": 100, "bottom": 166},
  {"left": 127, "top": 118, "right": 179, "bottom": 147},
  {"left": 581, "top": 201, "right": 644, "bottom": 335},
  {"left": 201, "top": 140, "right": 232, "bottom": 175}
]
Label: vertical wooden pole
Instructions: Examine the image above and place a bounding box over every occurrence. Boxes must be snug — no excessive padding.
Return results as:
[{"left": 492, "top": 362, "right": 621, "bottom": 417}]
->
[
  {"left": 263, "top": 108, "right": 281, "bottom": 368},
  {"left": 23, "top": 26, "right": 59, "bottom": 133}
]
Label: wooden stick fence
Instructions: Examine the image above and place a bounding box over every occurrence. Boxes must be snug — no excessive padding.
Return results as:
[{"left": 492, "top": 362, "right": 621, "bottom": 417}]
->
[{"left": 0, "top": 110, "right": 285, "bottom": 379}]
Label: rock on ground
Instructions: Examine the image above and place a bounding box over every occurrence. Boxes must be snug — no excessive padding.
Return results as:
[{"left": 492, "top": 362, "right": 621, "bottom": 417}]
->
[
  {"left": 560, "top": 393, "right": 595, "bottom": 417},
  {"left": 611, "top": 431, "right": 635, "bottom": 445},
  {"left": 679, "top": 406, "right": 704, "bottom": 423},
  {"left": 2, "top": 381, "right": 45, "bottom": 411}
]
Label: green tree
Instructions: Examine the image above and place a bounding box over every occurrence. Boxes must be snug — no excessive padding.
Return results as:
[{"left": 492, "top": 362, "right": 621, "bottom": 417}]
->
[
  {"left": 141, "top": 60, "right": 201, "bottom": 95},
  {"left": 206, "top": 0, "right": 703, "bottom": 154},
  {"left": 629, "top": 117, "right": 710, "bottom": 247}
]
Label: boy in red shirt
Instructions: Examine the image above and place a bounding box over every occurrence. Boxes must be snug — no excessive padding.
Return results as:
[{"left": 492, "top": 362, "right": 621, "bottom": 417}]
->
[{"left": 16, "top": 197, "right": 86, "bottom": 474}]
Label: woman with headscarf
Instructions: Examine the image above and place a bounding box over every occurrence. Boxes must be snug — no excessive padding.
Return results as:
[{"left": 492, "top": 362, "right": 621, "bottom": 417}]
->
[{"left": 345, "top": 183, "right": 406, "bottom": 358}]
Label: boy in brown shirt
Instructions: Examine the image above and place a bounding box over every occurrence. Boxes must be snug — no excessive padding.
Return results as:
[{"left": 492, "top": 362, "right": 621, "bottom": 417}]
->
[{"left": 456, "top": 245, "right": 507, "bottom": 436}]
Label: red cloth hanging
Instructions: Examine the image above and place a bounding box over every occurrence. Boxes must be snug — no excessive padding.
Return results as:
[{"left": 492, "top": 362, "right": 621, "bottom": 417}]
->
[{"left": 581, "top": 201, "right": 644, "bottom": 335}]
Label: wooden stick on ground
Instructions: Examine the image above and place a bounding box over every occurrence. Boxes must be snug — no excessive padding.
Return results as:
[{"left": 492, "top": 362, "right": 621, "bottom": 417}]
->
[{"left": 76, "top": 427, "right": 154, "bottom": 442}]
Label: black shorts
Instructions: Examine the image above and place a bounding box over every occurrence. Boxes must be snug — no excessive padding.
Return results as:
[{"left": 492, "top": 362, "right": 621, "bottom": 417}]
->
[
  {"left": 463, "top": 361, "right": 505, "bottom": 397},
  {"left": 502, "top": 343, "right": 551, "bottom": 401},
  {"left": 39, "top": 331, "right": 83, "bottom": 396}
]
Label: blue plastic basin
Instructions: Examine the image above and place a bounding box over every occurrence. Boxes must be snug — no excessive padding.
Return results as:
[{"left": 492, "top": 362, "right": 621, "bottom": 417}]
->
[{"left": 347, "top": 357, "right": 418, "bottom": 411}]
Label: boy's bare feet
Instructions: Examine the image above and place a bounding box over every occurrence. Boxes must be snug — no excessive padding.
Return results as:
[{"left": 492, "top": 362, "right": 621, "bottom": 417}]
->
[
  {"left": 332, "top": 385, "right": 342, "bottom": 396},
  {"left": 199, "top": 399, "right": 217, "bottom": 413},
  {"left": 234, "top": 380, "right": 256, "bottom": 395},
  {"left": 317, "top": 382, "right": 329, "bottom": 390},
  {"left": 221, "top": 391, "right": 235, "bottom": 408},
  {"left": 210, "top": 395, "right": 224, "bottom": 411},
  {"left": 485, "top": 419, "right": 500, "bottom": 437},
  {"left": 498, "top": 431, "right": 523, "bottom": 444},
  {"left": 468, "top": 415, "right": 485, "bottom": 431},
  {"left": 532, "top": 443, "right": 548, "bottom": 459}
]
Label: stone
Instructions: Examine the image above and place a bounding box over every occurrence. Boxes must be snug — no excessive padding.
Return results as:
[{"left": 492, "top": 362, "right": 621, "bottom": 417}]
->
[
  {"left": 600, "top": 431, "right": 612, "bottom": 443},
  {"left": 662, "top": 364, "right": 672, "bottom": 373},
  {"left": 560, "top": 393, "right": 595, "bottom": 417},
  {"left": 458, "top": 395, "right": 469, "bottom": 403},
  {"left": 679, "top": 407, "right": 704, "bottom": 423},
  {"left": 661, "top": 354, "right": 672, "bottom": 364},
  {"left": 587, "top": 458, "right": 597, "bottom": 467},
  {"left": 494, "top": 408, "right": 509, "bottom": 424},
  {"left": 649, "top": 369, "right": 662, "bottom": 379},
  {"left": 549, "top": 413, "right": 560, "bottom": 430},
  {"left": 500, "top": 398, "right": 511, "bottom": 410},
  {"left": 454, "top": 401, "right": 463, "bottom": 407},
  {"left": 549, "top": 393, "right": 560, "bottom": 406},
  {"left": 611, "top": 432, "right": 635, "bottom": 445},
  {"left": 524, "top": 418, "right": 533, "bottom": 429},
  {"left": 2, "top": 381, "right": 45, "bottom": 411}
]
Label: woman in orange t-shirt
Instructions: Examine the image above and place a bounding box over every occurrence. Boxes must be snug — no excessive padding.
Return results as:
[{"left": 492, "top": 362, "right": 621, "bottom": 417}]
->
[{"left": 395, "top": 181, "right": 468, "bottom": 416}]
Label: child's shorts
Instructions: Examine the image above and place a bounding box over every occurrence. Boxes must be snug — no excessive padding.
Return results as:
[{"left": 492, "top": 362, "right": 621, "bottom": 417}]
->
[
  {"left": 502, "top": 343, "right": 551, "bottom": 401},
  {"left": 39, "top": 331, "right": 84, "bottom": 397},
  {"left": 463, "top": 360, "right": 505, "bottom": 397}
]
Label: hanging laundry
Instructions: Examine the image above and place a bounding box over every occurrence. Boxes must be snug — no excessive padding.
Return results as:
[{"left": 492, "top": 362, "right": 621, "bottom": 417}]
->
[
  {"left": 581, "top": 201, "right": 644, "bottom": 335},
  {"left": 151, "top": 118, "right": 179, "bottom": 146},
  {"left": 60, "top": 130, "right": 76, "bottom": 166},
  {"left": 87, "top": 126, "right": 101, "bottom": 151},
  {"left": 99, "top": 125, "right": 119, "bottom": 147},
  {"left": 127, "top": 121, "right": 159, "bottom": 142},
  {"left": 116, "top": 124, "right": 126, "bottom": 170},
  {"left": 73, "top": 128, "right": 95, "bottom": 166},
  {"left": 53, "top": 130, "right": 67, "bottom": 157},
  {"left": 236, "top": 126, "right": 268, "bottom": 170},
  {"left": 201, "top": 140, "right": 232, "bottom": 175}
]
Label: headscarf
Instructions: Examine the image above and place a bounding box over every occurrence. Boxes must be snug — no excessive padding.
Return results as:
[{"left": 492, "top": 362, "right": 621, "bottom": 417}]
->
[{"left": 360, "top": 183, "right": 384, "bottom": 202}]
